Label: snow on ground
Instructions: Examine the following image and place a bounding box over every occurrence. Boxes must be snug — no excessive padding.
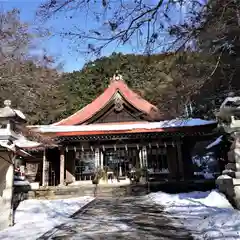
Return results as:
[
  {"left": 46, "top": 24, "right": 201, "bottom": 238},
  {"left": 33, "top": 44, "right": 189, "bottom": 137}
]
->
[
  {"left": 147, "top": 190, "right": 240, "bottom": 239},
  {"left": 0, "top": 196, "right": 94, "bottom": 240},
  {"left": 14, "top": 180, "right": 30, "bottom": 186},
  {"left": 206, "top": 135, "right": 223, "bottom": 149}
]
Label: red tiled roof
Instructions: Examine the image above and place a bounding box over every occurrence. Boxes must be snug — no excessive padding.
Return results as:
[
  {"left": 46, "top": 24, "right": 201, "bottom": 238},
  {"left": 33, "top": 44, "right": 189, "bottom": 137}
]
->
[{"left": 54, "top": 79, "right": 161, "bottom": 126}]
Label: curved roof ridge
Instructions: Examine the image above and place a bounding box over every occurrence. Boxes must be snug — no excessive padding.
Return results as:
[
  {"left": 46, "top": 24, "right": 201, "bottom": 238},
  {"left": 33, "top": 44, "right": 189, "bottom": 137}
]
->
[{"left": 54, "top": 79, "right": 161, "bottom": 126}]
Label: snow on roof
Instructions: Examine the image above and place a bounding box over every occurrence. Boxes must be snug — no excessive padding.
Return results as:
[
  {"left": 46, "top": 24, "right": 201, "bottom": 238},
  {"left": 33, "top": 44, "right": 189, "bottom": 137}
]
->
[
  {"left": 34, "top": 118, "right": 216, "bottom": 133},
  {"left": 0, "top": 140, "right": 16, "bottom": 151},
  {"left": 0, "top": 128, "right": 12, "bottom": 137},
  {"left": 206, "top": 136, "right": 223, "bottom": 149},
  {"left": 13, "top": 135, "right": 41, "bottom": 149},
  {"left": 14, "top": 109, "right": 26, "bottom": 120},
  {"left": 0, "top": 138, "right": 36, "bottom": 156}
]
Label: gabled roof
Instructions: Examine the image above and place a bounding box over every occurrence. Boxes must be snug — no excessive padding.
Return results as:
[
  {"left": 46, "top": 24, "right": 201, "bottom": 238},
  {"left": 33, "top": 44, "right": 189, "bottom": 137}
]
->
[{"left": 54, "top": 76, "right": 162, "bottom": 126}]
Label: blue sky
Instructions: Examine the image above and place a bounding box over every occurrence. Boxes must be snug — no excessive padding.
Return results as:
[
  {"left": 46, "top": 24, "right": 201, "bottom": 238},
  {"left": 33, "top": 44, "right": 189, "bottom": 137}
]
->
[
  {"left": 1, "top": 0, "right": 191, "bottom": 72},
  {"left": 1, "top": 0, "right": 137, "bottom": 72}
]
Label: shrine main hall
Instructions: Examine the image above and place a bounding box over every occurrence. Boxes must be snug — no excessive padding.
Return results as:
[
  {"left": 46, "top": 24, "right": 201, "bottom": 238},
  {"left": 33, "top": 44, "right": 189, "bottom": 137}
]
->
[{"left": 26, "top": 74, "right": 217, "bottom": 187}]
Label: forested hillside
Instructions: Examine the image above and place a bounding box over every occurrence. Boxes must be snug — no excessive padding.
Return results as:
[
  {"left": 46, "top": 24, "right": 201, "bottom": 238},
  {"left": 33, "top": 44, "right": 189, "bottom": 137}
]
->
[{"left": 57, "top": 52, "right": 216, "bottom": 123}]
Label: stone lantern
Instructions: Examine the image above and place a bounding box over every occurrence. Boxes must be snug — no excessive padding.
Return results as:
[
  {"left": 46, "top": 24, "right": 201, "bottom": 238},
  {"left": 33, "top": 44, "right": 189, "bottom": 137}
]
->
[
  {"left": 216, "top": 94, "right": 240, "bottom": 208},
  {"left": 0, "top": 100, "right": 26, "bottom": 230}
]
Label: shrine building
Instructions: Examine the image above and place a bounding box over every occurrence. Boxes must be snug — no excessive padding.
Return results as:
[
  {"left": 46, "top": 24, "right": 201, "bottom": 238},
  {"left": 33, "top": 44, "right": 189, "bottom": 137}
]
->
[{"left": 26, "top": 74, "right": 218, "bottom": 187}]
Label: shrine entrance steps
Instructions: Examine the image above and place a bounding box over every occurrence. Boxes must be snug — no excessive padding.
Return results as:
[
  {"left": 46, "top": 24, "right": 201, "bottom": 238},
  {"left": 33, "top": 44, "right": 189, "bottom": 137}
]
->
[
  {"left": 28, "top": 179, "right": 216, "bottom": 200},
  {"left": 28, "top": 183, "right": 149, "bottom": 200}
]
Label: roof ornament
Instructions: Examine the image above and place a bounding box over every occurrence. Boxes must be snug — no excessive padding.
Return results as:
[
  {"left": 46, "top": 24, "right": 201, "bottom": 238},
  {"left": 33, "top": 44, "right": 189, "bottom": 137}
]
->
[
  {"left": 112, "top": 70, "right": 123, "bottom": 82},
  {"left": 114, "top": 93, "right": 124, "bottom": 112}
]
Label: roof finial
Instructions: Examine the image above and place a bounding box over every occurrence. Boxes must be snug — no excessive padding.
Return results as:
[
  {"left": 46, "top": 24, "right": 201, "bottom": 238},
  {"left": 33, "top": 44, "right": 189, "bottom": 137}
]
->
[
  {"left": 4, "top": 100, "right": 11, "bottom": 107},
  {"left": 112, "top": 70, "right": 123, "bottom": 81}
]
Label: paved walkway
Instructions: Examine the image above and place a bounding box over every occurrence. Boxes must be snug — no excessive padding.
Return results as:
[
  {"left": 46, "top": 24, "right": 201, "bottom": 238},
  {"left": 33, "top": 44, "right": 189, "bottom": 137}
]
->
[{"left": 39, "top": 197, "right": 193, "bottom": 240}]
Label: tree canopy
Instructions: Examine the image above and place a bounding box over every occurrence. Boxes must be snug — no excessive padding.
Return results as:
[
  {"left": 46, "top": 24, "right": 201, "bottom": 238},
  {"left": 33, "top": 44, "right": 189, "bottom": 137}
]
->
[
  {"left": 56, "top": 52, "right": 217, "bottom": 122},
  {"left": 0, "top": 9, "right": 65, "bottom": 125},
  {"left": 35, "top": 0, "right": 240, "bottom": 121}
]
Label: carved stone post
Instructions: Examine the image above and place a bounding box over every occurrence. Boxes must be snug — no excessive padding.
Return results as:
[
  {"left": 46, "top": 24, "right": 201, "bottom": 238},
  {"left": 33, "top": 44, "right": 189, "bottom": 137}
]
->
[
  {"left": 2, "top": 161, "right": 14, "bottom": 227},
  {"left": 0, "top": 100, "right": 27, "bottom": 230}
]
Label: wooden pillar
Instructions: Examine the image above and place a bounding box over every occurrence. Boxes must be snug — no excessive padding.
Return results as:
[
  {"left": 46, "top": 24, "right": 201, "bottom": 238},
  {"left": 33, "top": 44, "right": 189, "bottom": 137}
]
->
[
  {"left": 142, "top": 146, "right": 147, "bottom": 168},
  {"left": 182, "top": 138, "right": 196, "bottom": 179},
  {"left": 73, "top": 150, "right": 76, "bottom": 182},
  {"left": 100, "top": 151, "right": 104, "bottom": 169},
  {"left": 176, "top": 141, "right": 184, "bottom": 180},
  {"left": 60, "top": 148, "right": 65, "bottom": 185},
  {"left": 139, "top": 150, "right": 143, "bottom": 168},
  {"left": 65, "top": 150, "right": 76, "bottom": 184},
  {"left": 42, "top": 150, "right": 49, "bottom": 187},
  {"left": 167, "top": 146, "right": 178, "bottom": 179},
  {"left": 95, "top": 148, "right": 100, "bottom": 169}
]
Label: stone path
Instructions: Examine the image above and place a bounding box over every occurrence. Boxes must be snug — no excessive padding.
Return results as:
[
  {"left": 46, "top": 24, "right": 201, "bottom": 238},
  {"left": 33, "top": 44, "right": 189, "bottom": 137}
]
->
[{"left": 38, "top": 197, "right": 193, "bottom": 240}]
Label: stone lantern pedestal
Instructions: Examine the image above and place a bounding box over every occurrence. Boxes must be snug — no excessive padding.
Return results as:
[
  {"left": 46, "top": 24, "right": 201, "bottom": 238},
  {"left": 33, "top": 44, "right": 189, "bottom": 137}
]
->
[
  {"left": 0, "top": 100, "right": 26, "bottom": 230},
  {"left": 216, "top": 96, "right": 240, "bottom": 208},
  {"left": 216, "top": 132, "right": 240, "bottom": 208}
]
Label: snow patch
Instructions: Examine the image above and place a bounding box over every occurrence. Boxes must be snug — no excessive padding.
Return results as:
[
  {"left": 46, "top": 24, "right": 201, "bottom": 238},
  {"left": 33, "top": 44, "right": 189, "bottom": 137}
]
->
[
  {"left": 14, "top": 109, "right": 26, "bottom": 120},
  {"left": 14, "top": 135, "right": 41, "bottom": 148},
  {"left": 146, "top": 190, "right": 240, "bottom": 239},
  {"left": 206, "top": 136, "right": 223, "bottom": 149},
  {"left": 0, "top": 196, "right": 94, "bottom": 240}
]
